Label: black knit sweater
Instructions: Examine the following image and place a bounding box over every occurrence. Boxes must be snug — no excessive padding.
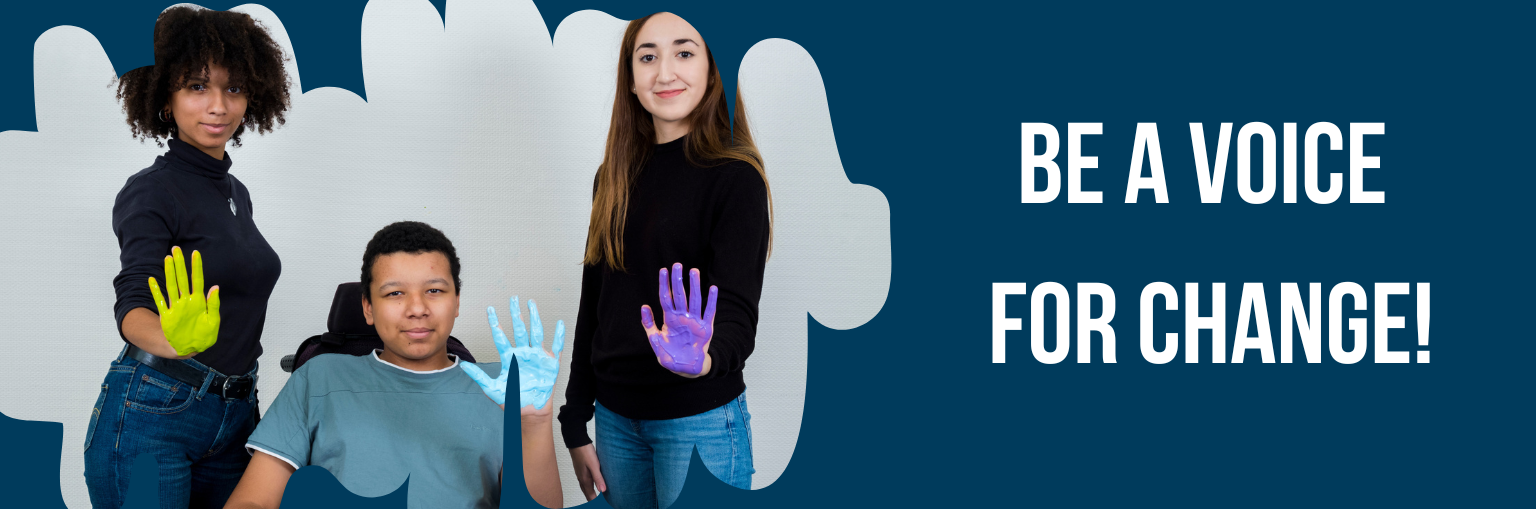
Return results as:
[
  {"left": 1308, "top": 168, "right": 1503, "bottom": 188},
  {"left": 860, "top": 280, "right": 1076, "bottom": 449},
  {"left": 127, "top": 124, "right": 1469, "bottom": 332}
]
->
[
  {"left": 559, "top": 136, "right": 770, "bottom": 448},
  {"left": 111, "top": 138, "right": 282, "bottom": 375}
]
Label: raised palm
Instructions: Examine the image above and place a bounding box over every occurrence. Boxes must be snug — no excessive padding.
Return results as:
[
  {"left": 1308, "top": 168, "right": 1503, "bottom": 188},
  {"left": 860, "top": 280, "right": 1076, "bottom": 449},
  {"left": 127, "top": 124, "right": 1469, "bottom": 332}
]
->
[
  {"left": 641, "top": 263, "right": 718, "bottom": 376},
  {"left": 147, "top": 246, "right": 220, "bottom": 356},
  {"left": 461, "top": 296, "right": 564, "bottom": 410}
]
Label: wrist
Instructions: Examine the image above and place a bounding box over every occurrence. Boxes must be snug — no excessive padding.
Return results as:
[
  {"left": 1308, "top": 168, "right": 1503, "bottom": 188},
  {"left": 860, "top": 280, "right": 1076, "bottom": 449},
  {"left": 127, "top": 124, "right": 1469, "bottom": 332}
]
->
[
  {"left": 677, "top": 353, "right": 712, "bottom": 378},
  {"left": 140, "top": 337, "right": 176, "bottom": 359},
  {"left": 123, "top": 308, "right": 181, "bottom": 359}
]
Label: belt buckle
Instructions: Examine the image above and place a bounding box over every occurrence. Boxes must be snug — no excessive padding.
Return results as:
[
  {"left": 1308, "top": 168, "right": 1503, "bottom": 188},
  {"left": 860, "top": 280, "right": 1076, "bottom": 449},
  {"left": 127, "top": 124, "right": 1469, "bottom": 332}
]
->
[{"left": 220, "top": 375, "right": 255, "bottom": 399}]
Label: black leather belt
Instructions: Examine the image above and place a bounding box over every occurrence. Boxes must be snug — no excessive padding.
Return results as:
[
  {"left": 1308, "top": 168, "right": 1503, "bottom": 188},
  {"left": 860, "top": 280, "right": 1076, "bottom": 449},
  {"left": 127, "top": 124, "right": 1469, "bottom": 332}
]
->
[{"left": 125, "top": 345, "right": 256, "bottom": 400}]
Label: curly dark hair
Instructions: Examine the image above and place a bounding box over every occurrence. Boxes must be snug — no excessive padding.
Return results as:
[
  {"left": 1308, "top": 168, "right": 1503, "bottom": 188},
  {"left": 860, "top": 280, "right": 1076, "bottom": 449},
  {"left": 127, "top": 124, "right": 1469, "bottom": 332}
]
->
[
  {"left": 361, "top": 221, "right": 463, "bottom": 302},
  {"left": 116, "top": 6, "right": 291, "bottom": 147}
]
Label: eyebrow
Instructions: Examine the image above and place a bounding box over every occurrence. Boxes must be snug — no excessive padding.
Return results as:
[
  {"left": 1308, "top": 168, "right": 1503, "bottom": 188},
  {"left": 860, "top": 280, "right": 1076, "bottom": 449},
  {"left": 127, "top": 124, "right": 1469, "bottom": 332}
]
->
[
  {"left": 376, "top": 278, "right": 452, "bottom": 292},
  {"left": 635, "top": 38, "right": 700, "bottom": 51}
]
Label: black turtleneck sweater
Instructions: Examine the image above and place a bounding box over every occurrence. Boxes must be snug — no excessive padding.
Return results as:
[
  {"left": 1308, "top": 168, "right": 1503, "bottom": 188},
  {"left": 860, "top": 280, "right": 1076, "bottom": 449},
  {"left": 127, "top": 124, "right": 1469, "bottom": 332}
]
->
[
  {"left": 559, "top": 137, "right": 771, "bottom": 449},
  {"left": 111, "top": 138, "right": 282, "bottom": 375}
]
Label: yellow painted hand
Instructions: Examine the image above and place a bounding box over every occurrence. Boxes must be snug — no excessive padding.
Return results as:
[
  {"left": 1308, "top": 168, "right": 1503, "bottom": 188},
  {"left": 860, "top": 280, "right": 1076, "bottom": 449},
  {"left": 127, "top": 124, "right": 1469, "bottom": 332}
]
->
[{"left": 147, "top": 247, "right": 221, "bottom": 356}]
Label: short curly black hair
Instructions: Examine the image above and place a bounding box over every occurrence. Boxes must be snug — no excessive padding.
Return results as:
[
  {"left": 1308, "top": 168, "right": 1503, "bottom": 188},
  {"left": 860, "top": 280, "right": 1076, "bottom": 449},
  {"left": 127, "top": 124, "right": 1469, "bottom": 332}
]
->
[
  {"left": 116, "top": 5, "right": 291, "bottom": 147},
  {"left": 361, "top": 221, "right": 462, "bottom": 302}
]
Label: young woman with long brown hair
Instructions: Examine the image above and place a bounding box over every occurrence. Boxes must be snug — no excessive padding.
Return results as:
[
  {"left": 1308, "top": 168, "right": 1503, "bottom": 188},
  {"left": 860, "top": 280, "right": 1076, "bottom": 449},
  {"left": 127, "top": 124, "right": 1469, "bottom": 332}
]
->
[{"left": 557, "top": 12, "right": 771, "bottom": 509}]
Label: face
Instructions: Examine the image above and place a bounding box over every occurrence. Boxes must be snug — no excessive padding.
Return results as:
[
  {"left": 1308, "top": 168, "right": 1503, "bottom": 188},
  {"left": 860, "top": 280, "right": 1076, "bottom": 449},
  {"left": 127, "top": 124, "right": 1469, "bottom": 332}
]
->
[
  {"left": 631, "top": 13, "right": 709, "bottom": 137},
  {"left": 361, "top": 252, "right": 460, "bottom": 365},
  {"left": 165, "top": 62, "right": 247, "bottom": 159}
]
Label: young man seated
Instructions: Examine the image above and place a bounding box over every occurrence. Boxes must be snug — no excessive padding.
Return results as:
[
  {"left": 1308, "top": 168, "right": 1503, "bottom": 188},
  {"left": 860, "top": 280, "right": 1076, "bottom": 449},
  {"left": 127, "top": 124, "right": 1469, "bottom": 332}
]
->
[{"left": 225, "top": 221, "right": 564, "bottom": 508}]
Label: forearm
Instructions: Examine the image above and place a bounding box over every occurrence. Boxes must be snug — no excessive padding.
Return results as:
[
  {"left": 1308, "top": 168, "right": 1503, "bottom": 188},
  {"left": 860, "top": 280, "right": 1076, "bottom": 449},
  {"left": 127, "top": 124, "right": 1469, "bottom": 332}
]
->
[
  {"left": 520, "top": 414, "right": 562, "bottom": 508},
  {"left": 560, "top": 270, "right": 599, "bottom": 447},
  {"left": 223, "top": 451, "right": 293, "bottom": 509},
  {"left": 703, "top": 172, "right": 769, "bottom": 379},
  {"left": 121, "top": 307, "right": 189, "bottom": 359}
]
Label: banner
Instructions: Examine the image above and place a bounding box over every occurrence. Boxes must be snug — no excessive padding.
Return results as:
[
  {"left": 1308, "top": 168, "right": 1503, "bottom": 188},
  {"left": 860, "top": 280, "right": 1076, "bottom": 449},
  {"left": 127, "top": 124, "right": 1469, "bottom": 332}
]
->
[{"left": 0, "top": 1, "right": 1528, "bottom": 507}]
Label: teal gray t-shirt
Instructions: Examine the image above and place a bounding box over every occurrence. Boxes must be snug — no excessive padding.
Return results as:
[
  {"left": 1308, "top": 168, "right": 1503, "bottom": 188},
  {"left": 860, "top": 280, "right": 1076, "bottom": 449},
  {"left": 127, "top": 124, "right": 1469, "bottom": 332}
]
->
[{"left": 246, "top": 351, "right": 503, "bottom": 508}]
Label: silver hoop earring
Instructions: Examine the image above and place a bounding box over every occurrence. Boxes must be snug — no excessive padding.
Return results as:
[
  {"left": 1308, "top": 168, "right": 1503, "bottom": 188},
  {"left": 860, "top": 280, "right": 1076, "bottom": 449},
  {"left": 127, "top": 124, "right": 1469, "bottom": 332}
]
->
[{"left": 158, "top": 110, "right": 171, "bottom": 123}]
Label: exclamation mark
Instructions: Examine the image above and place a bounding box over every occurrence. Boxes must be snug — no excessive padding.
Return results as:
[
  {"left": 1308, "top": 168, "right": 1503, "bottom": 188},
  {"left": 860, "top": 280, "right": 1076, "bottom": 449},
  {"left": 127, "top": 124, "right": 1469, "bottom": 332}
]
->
[{"left": 1416, "top": 282, "right": 1430, "bottom": 363}]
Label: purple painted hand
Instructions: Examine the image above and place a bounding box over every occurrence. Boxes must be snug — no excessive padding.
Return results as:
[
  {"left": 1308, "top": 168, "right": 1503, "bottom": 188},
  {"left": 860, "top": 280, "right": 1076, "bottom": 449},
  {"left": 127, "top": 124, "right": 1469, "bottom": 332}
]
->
[{"left": 640, "top": 263, "right": 718, "bottom": 376}]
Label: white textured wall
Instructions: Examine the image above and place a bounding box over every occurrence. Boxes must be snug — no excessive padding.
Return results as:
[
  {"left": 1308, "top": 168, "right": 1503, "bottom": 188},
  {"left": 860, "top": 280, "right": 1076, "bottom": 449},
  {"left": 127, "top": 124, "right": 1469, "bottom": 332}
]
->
[{"left": 0, "top": 1, "right": 889, "bottom": 507}]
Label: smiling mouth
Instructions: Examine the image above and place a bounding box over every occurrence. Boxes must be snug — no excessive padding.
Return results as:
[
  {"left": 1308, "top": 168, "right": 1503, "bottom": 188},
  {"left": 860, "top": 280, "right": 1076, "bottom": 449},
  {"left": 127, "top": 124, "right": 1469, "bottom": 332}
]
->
[{"left": 656, "top": 89, "right": 684, "bottom": 99}]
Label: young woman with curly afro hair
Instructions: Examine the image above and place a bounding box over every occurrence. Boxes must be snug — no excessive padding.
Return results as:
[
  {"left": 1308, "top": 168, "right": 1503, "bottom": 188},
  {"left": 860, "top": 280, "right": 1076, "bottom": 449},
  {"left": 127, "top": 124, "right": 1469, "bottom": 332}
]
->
[{"left": 84, "top": 5, "right": 291, "bottom": 508}]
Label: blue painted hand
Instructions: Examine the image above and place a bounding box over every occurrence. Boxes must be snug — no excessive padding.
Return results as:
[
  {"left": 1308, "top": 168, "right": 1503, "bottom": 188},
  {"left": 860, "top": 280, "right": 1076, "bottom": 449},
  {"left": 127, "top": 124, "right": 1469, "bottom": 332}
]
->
[
  {"left": 641, "top": 263, "right": 718, "bottom": 376},
  {"left": 460, "top": 296, "right": 565, "bottom": 409}
]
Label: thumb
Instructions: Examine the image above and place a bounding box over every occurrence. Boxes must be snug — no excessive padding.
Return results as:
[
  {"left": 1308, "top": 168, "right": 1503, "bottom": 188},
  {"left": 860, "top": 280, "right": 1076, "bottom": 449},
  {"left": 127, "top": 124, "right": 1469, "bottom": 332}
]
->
[
  {"left": 206, "top": 286, "right": 221, "bottom": 317},
  {"left": 640, "top": 305, "right": 658, "bottom": 333},
  {"left": 460, "top": 363, "right": 506, "bottom": 406},
  {"left": 459, "top": 362, "right": 493, "bottom": 387}
]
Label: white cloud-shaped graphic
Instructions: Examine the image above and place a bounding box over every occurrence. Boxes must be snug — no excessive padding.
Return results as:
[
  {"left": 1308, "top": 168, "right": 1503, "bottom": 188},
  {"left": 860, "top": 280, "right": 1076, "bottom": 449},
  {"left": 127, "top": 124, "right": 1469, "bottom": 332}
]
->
[{"left": 0, "top": 1, "right": 889, "bottom": 507}]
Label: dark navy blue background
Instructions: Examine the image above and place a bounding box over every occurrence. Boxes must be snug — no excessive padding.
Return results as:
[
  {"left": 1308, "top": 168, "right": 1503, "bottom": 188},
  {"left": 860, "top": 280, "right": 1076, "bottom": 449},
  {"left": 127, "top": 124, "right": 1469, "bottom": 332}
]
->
[{"left": 2, "top": 0, "right": 1531, "bottom": 507}]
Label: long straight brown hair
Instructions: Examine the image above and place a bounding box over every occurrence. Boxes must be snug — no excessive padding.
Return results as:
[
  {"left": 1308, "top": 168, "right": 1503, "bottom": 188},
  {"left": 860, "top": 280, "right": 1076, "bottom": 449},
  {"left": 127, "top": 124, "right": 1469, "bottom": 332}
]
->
[{"left": 584, "top": 13, "right": 773, "bottom": 271}]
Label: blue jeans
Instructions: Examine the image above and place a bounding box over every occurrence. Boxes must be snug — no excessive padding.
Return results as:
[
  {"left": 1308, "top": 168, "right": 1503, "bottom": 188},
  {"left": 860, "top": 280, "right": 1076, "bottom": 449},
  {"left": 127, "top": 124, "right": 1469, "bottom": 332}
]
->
[
  {"left": 83, "top": 346, "right": 260, "bottom": 509},
  {"left": 595, "top": 393, "right": 754, "bottom": 509}
]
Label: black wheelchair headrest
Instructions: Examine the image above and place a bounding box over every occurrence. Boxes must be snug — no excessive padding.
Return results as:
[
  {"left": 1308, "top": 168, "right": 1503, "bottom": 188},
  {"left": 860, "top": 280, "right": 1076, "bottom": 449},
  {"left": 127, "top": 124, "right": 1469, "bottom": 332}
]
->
[{"left": 328, "top": 282, "right": 374, "bottom": 336}]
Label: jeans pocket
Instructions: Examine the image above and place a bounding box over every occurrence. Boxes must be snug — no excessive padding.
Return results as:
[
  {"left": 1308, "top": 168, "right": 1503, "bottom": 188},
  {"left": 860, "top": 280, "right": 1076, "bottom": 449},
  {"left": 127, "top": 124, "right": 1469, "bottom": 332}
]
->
[
  {"left": 127, "top": 369, "right": 196, "bottom": 414},
  {"left": 735, "top": 394, "right": 752, "bottom": 440},
  {"left": 736, "top": 394, "right": 753, "bottom": 475},
  {"left": 84, "top": 383, "right": 109, "bottom": 449}
]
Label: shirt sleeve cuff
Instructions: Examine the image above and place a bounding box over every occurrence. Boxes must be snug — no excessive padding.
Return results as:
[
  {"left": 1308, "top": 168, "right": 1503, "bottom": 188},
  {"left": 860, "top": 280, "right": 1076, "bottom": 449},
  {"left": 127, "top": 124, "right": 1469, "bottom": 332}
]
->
[
  {"left": 558, "top": 418, "right": 593, "bottom": 449},
  {"left": 246, "top": 442, "right": 302, "bottom": 471}
]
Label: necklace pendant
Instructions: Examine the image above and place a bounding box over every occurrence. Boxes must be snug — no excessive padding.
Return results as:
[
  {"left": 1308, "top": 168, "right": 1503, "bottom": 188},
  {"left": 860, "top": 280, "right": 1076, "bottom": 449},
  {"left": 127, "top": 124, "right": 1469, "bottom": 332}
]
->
[{"left": 229, "top": 198, "right": 237, "bottom": 216}]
